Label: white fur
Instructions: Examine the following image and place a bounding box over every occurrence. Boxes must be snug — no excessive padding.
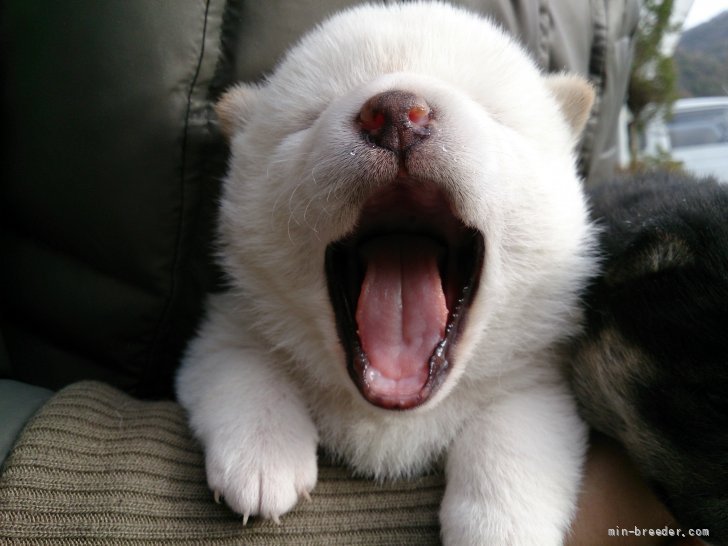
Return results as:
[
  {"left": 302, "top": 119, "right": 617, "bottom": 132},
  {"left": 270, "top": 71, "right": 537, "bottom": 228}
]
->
[{"left": 176, "top": 2, "right": 596, "bottom": 544}]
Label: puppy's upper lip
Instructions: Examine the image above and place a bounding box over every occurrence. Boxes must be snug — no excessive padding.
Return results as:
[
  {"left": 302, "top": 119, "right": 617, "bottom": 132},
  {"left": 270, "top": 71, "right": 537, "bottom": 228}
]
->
[{"left": 325, "top": 180, "right": 484, "bottom": 410}]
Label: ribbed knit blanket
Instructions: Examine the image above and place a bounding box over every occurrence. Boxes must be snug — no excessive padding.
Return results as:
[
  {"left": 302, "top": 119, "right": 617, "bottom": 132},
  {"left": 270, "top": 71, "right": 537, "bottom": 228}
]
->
[{"left": 0, "top": 381, "right": 444, "bottom": 545}]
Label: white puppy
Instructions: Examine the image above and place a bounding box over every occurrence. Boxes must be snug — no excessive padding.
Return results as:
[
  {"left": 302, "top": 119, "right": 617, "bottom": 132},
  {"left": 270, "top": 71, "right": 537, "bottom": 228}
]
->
[{"left": 177, "top": 2, "right": 596, "bottom": 544}]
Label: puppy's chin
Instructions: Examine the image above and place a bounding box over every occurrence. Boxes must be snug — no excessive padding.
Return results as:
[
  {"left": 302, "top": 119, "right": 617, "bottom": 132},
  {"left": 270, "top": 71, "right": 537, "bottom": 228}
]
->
[{"left": 325, "top": 178, "right": 485, "bottom": 410}]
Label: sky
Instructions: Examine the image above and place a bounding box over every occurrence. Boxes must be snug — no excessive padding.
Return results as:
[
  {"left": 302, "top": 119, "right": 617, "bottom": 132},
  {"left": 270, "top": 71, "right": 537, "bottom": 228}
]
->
[{"left": 683, "top": 0, "right": 728, "bottom": 29}]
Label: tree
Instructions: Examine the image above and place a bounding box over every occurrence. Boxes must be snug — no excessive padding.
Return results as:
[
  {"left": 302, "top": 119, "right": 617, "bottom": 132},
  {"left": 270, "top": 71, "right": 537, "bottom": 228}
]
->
[{"left": 627, "top": 0, "right": 680, "bottom": 167}]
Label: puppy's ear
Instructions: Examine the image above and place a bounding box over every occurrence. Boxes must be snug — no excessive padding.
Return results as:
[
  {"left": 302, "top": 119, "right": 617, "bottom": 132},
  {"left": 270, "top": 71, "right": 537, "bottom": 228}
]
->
[
  {"left": 605, "top": 231, "right": 694, "bottom": 287},
  {"left": 214, "top": 83, "right": 261, "bottom": 139},
  {"left": 545, "top": 74, "right": 595, "bottom": 137}
]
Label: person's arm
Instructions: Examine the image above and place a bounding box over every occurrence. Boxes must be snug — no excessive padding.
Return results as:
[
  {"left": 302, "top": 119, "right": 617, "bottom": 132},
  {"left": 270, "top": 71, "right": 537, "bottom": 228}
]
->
[{"left": 567, "top": 433, "right": 706, "bottom": 546}]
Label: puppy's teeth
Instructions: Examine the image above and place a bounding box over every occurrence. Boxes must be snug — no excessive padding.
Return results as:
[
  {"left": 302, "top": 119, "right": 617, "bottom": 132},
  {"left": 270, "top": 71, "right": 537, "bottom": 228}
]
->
[
  {"left": 242, "top": 513, "right": 250, "bottom": 526},
  {"left": 213, "top": 490, "right": 222, "bottom": 504}
]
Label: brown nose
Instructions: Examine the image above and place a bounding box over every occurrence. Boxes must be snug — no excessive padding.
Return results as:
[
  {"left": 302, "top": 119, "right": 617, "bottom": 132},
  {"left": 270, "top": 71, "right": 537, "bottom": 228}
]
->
[{"left": 357, "top": 90, "right": 432, "bottom": 152}]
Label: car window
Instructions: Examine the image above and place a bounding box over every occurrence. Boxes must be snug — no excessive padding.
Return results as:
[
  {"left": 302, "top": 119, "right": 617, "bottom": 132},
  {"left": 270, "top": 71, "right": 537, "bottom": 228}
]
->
[{"left": 668, "top": 107, "right": 728, "bottom": 148}]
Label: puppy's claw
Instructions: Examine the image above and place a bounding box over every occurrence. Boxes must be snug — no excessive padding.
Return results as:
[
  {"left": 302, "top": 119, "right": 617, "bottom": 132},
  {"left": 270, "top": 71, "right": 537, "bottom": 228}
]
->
[
  {"left": 301, "top": 490, "right": 312, "bottom": 502},
  {"left": 272, "top": 514, "right": 281, "bottom": 525},
  {"left": 242, "top": 513, "right": 250, "bottom": 526},
  {"left": 213, "top": 490, "right": 222, "bottom": 504}
]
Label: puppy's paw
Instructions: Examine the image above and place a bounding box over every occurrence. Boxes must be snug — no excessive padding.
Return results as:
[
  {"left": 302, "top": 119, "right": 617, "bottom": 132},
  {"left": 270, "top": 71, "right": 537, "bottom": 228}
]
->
[
  {"left": 439, "top": 488, "right": 563, "bottom": 546},
  {"left": 203, "top": 420, "right": 318, "bottom": 523}
]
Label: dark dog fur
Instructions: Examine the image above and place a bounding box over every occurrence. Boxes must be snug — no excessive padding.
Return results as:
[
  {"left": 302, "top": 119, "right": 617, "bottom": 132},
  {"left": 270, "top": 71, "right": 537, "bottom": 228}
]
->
[{"left": 570, "top": 170, "right": 728, "bottom": 543}]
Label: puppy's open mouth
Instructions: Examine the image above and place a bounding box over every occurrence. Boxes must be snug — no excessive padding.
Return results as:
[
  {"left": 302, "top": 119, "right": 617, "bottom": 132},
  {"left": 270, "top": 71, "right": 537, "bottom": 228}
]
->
[{"left": 325, "top": 181, "right": 484, "bottom": 410}]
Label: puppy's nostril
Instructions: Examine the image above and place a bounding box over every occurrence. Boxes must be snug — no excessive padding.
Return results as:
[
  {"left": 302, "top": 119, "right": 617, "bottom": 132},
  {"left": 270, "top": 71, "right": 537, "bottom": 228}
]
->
[
  {"left": 359, "top": 108, "right": 386, "bottom": 132},
  {"left": 408, "top": 105, "right": 430, "bottom": 126},
  {"left": 357, "top": 90, "right": 432, "bottom": 152}
]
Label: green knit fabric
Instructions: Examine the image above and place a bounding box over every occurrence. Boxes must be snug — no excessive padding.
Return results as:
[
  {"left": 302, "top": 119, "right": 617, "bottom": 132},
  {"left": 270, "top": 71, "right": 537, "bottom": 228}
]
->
[{"left": 0, "top": 381, "right": 444, "bottom": 545}]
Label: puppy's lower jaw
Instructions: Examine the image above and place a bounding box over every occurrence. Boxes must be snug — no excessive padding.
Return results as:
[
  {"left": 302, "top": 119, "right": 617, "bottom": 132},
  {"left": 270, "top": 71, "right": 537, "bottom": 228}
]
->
[{"left": 325, "top": 180, "right": 484, "bottom": 410}]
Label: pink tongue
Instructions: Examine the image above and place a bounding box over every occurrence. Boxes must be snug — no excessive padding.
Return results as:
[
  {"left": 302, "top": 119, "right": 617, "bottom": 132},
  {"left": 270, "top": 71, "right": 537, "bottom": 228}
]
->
[{"left": 356, "top": 235, "right": 448, "bottom": 397}]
